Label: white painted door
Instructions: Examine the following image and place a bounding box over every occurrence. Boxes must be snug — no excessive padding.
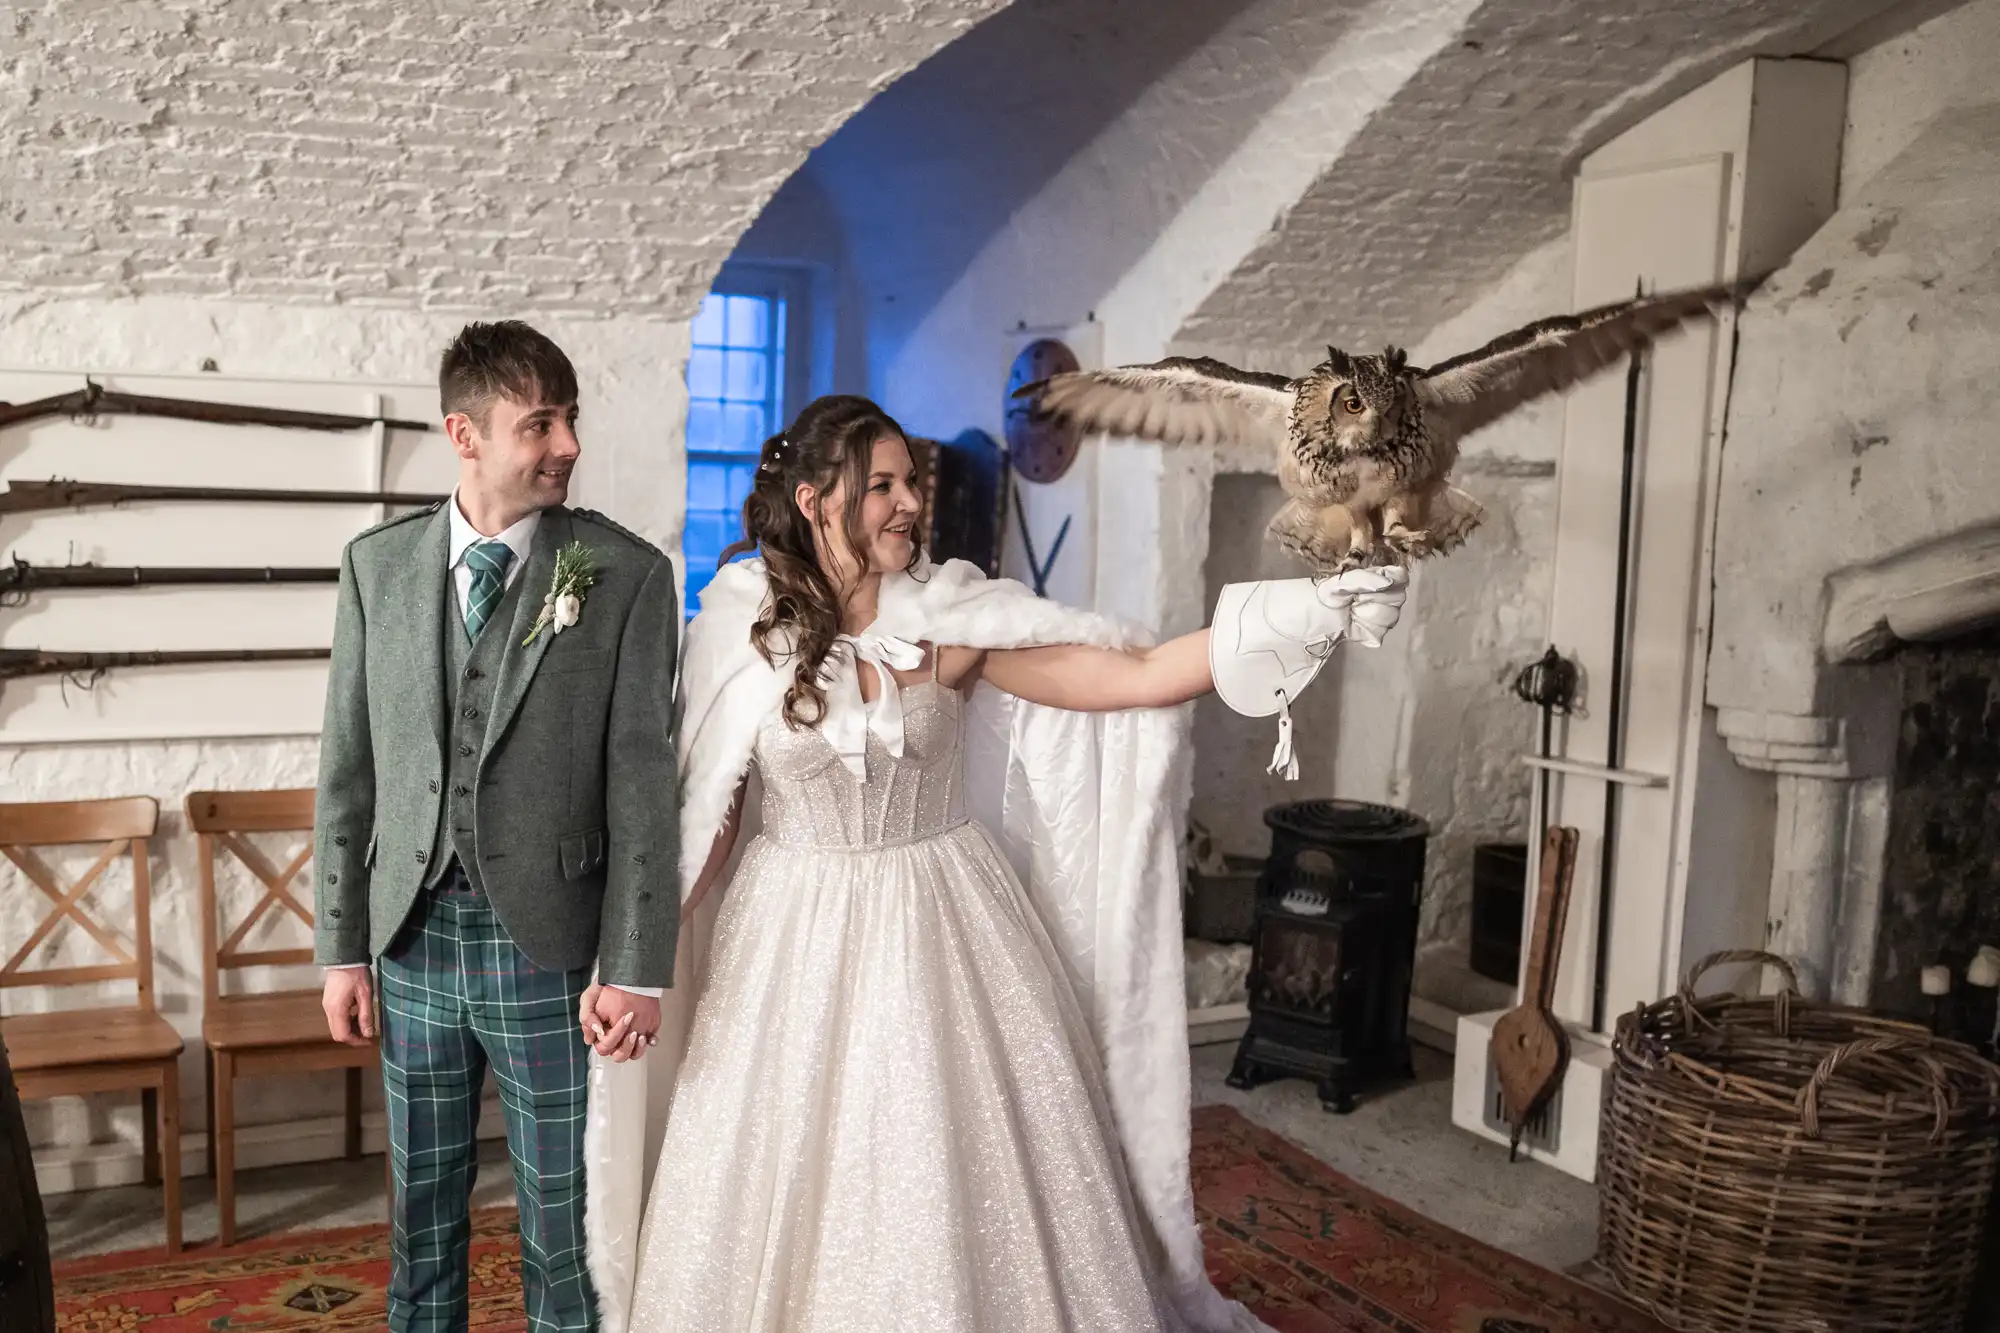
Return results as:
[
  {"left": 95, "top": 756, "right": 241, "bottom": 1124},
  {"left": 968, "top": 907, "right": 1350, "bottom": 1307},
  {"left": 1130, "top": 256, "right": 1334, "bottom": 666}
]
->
[{"left": 1543, "top": 157, "right": 1732, "bottom": 1029}]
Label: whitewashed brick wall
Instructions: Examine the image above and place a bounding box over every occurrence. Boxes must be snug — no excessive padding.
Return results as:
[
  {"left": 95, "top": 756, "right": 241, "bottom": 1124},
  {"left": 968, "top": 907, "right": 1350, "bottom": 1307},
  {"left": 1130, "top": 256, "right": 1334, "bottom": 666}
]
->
[{"left": 0, "top": 0, "right": 1007, "bottom": 313}]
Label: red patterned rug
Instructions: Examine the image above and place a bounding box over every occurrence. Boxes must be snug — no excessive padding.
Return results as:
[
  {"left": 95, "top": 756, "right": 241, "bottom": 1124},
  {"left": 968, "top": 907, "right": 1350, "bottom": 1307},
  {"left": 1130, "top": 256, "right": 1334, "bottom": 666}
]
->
[
  {"left": 1191, "top": 1105, "right": 1662, "bottom": 1332},
  {"left": 54, "top": 1107, "right": 1659, "bottom": 1332},
  {"left": 53, "top": 1209, "right": 524, "bottom": 1330}
]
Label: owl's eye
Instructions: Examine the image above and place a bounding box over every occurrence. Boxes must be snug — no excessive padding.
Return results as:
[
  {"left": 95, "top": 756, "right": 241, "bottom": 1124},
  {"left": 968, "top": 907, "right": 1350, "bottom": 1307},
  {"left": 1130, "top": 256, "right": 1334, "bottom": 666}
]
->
[{"left": 1339, "top": 394, "right": 1364, "bottom": 416}]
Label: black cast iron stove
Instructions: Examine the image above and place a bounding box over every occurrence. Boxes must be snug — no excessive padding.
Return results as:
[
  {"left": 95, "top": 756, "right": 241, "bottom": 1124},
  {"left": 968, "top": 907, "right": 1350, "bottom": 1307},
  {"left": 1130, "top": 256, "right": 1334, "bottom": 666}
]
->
[{"left": 1226, "top": 798, "right": 1430, "bottom": 1113}]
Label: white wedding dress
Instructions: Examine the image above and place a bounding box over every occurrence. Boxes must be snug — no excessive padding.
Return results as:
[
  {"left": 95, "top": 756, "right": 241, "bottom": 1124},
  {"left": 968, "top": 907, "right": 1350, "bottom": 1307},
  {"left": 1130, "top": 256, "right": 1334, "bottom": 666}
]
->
[{"left": 623, "top": 665, "right": 1193, "bottom": 1332}]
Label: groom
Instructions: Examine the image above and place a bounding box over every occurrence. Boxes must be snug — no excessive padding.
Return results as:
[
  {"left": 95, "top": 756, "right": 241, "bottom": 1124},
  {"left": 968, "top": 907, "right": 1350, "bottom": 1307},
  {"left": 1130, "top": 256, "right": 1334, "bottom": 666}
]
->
[{"left": 313, "top": 320, "right": 680, "bottom": 1332}]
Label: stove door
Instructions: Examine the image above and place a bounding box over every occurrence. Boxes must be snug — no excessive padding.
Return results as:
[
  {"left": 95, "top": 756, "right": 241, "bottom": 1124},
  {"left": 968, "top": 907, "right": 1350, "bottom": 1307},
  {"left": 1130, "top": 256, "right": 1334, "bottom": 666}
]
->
[{"left": 1247, "top": 905, "right": 1365, "bottom": 1028}]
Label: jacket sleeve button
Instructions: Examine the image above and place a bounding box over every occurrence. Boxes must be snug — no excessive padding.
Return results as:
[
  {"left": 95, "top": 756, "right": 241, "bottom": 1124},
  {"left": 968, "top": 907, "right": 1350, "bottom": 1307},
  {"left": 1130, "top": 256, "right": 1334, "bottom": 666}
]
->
[
  {"left": 334, "top": 834, "right": 349, "bottom": 847},
  {"left": 326, "top": 872, "right": 339, "bottom": 885}
]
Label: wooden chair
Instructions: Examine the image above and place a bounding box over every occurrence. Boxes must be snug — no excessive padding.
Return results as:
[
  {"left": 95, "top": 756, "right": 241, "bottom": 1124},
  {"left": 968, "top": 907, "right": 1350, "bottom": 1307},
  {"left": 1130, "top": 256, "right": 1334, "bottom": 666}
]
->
[
  {"left": 0, "top": 797, "right": 183, "bottom": 1254},
  {"left": 186, "top": 788, "right": 381, "bottom": 1247}
]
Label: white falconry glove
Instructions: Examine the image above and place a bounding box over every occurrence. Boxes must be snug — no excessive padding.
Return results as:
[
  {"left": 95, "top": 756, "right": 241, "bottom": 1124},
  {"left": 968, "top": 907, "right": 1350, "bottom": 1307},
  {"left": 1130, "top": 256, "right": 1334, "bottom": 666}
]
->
[{"left": 1208, "top": 566, "right": 1410, "bottom": 780}]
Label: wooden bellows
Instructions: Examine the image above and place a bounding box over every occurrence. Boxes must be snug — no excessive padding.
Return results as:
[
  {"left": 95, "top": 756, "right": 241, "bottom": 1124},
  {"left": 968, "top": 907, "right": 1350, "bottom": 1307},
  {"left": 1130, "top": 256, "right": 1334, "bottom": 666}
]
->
[{"left": 1487, "top": 824, "right": 1579, "bottom": 1158}]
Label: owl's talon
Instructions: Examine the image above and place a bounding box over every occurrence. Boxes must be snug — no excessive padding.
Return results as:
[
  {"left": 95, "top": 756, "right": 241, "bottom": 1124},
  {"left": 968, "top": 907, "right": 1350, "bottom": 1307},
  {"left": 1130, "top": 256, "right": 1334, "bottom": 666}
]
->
[
  {"left": 1382, "top": 525, "right": 1436, "bottom": 558},
  {"left": 1311, "top": 549, "right": 1368, "bottom": 578}
]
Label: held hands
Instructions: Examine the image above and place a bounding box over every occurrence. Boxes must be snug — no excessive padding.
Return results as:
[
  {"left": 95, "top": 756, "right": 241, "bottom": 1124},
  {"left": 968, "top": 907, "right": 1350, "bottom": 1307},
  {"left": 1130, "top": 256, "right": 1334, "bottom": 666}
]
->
[
  {"left": 322, "top": 967, "right": 377, "bottom": 1046},
  {"left": 578, "top": 982, "right": 662, "bottom": 1062}
]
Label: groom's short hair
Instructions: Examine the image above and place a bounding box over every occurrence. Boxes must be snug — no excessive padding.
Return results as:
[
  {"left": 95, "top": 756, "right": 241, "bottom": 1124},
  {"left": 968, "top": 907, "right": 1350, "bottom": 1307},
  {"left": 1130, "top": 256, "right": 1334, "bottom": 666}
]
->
[{"left": 439, "top": 320, "right": 579, "bottom": 429}]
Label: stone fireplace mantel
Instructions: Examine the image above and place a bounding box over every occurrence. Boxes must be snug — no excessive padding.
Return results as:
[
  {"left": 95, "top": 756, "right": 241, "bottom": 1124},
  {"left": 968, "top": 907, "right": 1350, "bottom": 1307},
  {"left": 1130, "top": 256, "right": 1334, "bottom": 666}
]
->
[
  {"left": 1703, "top": 101, "right": 2000, "bottom": 1009},
  {"left": 1823, "top": 519, "right": 2000, "bottom": 664},
  {"left": 1724, "top": 520, "right": 2000, "bottom": 1005}
]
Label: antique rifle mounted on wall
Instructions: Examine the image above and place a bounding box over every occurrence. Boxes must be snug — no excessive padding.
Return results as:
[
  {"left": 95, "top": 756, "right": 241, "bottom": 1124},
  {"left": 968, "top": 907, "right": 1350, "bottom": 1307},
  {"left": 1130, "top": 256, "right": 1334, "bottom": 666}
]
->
[
  {"left": 1, "top": 556, "right": 338, "bottom": 606},
  {"left": 0, "top": 647, "right": 331, "bottom": 687},
  {"left": 0, "top": 478, "right": 447, "bottom": 516},
  {"left": 0, "top": 380, "right": 434, "bottom": 434}
]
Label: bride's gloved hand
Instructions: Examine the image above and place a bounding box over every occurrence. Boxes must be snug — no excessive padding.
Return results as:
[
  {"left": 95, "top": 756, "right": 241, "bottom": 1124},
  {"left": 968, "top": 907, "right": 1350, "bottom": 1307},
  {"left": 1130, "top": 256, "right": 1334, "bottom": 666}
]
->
[{"left": 1207, "top": 566, "right": 1410, "bottom": 780}]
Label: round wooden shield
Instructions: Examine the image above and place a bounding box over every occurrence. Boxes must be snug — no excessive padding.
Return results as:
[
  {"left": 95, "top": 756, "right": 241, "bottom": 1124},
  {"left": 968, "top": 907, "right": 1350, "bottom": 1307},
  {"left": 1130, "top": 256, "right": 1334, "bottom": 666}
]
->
[{"left": 1004, "top": 338, "right": 1083, "bottom": 484}]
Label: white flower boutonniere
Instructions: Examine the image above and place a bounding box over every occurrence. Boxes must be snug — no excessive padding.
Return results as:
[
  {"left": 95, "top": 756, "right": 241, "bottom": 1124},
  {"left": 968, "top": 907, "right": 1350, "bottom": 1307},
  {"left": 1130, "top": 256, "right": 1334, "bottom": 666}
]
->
[{"left": 525, "top": 541, "right": 599, "bottom": 646}]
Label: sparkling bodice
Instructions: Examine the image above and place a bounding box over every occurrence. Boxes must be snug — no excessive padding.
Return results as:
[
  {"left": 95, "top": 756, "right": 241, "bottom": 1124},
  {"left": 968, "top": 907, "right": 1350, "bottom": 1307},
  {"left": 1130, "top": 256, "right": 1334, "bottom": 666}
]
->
[{"left": 752, "top": 679, "right": 967, "bottom": 850}]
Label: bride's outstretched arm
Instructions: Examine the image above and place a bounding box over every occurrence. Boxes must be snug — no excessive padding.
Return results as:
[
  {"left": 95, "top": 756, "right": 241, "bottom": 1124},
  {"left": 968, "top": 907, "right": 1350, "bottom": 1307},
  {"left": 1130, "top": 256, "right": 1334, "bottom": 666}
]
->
[
  {"left": 681, "top": 779, "right": 746, "bottom": 920},
  {"left": 963, "top": 567, "right": 1412, "bottom": 714},
  {"left": 969, "top": 631, "right": 1213, "bottom": 712}
]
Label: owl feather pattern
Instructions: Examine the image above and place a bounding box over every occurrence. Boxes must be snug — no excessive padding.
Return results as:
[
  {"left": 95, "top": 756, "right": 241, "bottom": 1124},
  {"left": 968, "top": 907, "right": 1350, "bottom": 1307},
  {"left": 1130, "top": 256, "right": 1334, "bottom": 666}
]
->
[{"left": 1016, "top": 282, "right": 1748, "bottom": 575}]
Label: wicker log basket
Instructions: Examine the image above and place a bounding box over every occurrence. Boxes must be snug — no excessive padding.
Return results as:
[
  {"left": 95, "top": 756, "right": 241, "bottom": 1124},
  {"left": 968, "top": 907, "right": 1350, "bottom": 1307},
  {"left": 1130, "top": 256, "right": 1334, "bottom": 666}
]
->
[{"left": 1599, "top": 949, "right": 2000, "bottom": 1333}]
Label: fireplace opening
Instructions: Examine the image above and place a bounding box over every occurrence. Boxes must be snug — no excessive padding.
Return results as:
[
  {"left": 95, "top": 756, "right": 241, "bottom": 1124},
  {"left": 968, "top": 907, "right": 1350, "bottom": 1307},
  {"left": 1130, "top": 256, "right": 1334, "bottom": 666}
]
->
[{"left": 1870, "top": 624, "right": 2000, "bottom": 1022}]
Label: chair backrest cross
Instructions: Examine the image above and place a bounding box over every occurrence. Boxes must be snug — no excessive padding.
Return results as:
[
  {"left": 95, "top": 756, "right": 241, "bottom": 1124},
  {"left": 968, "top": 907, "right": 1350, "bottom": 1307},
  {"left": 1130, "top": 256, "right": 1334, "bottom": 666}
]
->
[
  {"left": 184, "top": 789, "right": 317, "bottom": 1010},
  {"left": 0, "top": 797, "right": 161, "bottom": 1010}
]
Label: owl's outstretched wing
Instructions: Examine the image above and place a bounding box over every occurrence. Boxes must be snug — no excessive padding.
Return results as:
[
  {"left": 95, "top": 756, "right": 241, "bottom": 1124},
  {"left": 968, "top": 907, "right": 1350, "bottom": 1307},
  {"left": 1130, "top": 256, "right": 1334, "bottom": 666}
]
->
[
  {"left": 1016, "top": 356, "right": 1294, "bottom": 450},
  {"left": 1414, "top": 282, "right": 1747, "bottom": 439}
]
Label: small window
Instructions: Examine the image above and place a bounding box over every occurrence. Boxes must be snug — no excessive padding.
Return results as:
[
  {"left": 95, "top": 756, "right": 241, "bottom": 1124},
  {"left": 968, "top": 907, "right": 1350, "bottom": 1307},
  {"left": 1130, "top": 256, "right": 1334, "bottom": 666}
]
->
[{"left": 682, "top": 270, "right": 803, "bottom": 616}]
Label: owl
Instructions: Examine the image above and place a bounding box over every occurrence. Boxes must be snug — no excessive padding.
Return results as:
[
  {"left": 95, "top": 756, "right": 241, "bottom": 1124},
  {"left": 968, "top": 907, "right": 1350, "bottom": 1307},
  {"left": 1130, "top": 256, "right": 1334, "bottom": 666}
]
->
[{"left": 1015, "top": 283, "right": 1744, "bottom": 574}]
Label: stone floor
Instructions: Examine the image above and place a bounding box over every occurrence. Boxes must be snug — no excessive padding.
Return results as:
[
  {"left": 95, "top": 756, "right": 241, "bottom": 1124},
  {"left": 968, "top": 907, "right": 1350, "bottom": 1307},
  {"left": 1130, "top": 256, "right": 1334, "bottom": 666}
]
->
[
  {"left": 44, "top": 1038, "right": 1598, "bottom": 1274},
  {"left": 1189, "top": 1040, "right": 1598, "bottom": 1275}
]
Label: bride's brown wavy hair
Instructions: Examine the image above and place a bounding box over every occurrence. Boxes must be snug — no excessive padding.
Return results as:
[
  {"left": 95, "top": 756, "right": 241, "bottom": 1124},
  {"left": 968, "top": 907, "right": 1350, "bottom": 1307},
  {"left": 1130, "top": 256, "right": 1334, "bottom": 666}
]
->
[{"left": 719, "top": 394, "right": 925, "bottom": 728}]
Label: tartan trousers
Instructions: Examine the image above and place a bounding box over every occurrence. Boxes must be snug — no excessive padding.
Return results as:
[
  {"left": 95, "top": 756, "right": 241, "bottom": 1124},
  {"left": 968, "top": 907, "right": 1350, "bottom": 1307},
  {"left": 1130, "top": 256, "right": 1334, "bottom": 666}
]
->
[{"left": 378, "top": 868, "right": 596, "bottom": 1333}]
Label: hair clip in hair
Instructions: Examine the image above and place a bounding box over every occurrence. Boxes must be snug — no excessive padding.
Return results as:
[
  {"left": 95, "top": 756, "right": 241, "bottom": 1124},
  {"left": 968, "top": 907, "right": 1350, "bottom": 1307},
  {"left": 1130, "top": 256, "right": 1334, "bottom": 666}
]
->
[{"left": 760, "top": 435, "right": 790, "bottom": 474}]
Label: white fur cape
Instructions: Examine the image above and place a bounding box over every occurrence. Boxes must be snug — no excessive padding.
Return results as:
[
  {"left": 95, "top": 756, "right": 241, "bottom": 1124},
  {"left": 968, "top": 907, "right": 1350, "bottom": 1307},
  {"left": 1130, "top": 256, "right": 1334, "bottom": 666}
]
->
[{"left": 581, "top": 556, "right": 1266, "bottom": 1333}]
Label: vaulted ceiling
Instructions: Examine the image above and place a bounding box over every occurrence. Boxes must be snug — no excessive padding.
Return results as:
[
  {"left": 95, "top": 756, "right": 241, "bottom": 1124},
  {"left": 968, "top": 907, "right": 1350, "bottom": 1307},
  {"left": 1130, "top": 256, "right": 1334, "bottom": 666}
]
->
[
  {"left": 3, "top": 0, "right": 1928, "bottom": 352},
  {"left": 1176, "top": 0, "right": 1907, "bottom": 364},
  {"left": 764, "top": 0, "right": 1912, "bottom": 374}
]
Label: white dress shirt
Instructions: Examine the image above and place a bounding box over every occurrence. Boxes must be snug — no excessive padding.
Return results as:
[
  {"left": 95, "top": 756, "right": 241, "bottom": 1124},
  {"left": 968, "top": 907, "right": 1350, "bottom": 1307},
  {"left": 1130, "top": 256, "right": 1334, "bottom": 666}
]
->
[
  {"left": 447, "top": 491, "right": 538, "bottom": 617},
  {"left": 330, "top": 492, "right": 661, "bottom": 999}
]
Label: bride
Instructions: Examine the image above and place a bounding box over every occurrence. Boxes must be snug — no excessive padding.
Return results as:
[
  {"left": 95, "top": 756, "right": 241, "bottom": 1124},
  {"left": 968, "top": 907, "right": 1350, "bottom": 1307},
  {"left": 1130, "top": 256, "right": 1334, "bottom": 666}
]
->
[{"left": 576, "top": 395, "right": 1406, "bottom": 1332}]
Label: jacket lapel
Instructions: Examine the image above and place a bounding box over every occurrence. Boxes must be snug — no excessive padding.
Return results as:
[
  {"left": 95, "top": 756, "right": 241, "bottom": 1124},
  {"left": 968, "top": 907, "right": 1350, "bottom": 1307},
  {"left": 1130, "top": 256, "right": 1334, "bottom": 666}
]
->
[
  {"left": 409, "top": 504, "right": 453, "bottom": 761},
  {"left": 484, "top": 506, "right": 570, "bottom": 752}
]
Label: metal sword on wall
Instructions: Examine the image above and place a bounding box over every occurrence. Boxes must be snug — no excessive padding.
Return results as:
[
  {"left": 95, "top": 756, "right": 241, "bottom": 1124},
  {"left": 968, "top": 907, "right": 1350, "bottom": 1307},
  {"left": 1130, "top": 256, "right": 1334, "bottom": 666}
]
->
[{"left": 1588, "top": 307, "right": 1648, "bottom": 1036}]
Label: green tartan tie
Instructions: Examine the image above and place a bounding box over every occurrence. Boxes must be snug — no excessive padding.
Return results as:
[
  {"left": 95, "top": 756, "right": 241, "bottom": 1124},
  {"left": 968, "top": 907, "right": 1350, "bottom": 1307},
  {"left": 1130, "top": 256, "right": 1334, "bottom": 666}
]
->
[{"left": 463, "top": 540, "right": 514, "bottom": 640}]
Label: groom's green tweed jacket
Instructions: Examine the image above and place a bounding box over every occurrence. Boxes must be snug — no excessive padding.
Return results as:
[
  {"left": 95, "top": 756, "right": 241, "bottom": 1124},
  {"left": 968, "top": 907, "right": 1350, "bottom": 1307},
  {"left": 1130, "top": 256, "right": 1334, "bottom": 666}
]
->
[{"left": 311, "top": 501, "right": 680, "bottom": 988}]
